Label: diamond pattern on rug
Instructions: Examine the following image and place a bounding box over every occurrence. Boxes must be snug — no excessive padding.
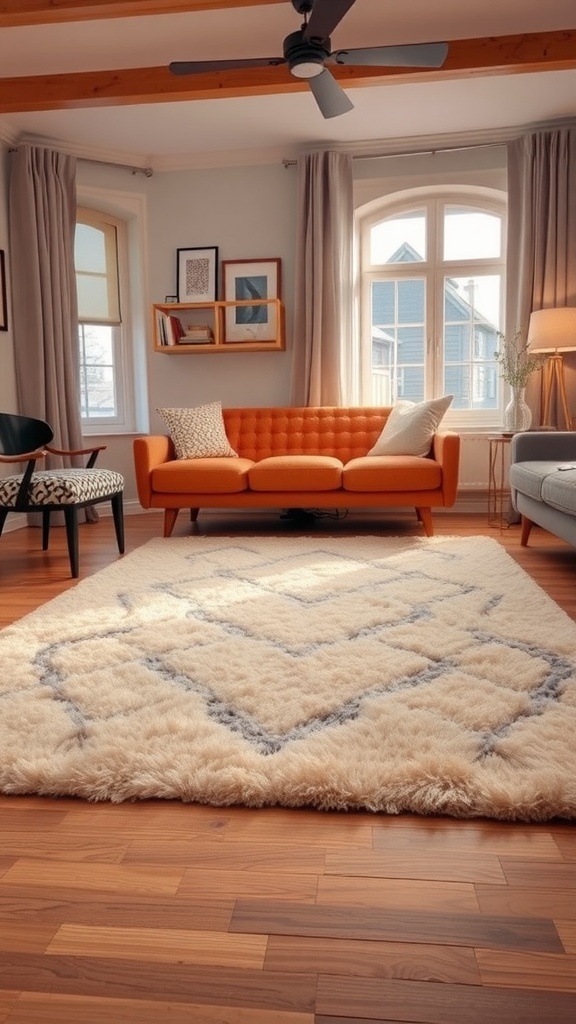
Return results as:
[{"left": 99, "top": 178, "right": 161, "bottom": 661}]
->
[{"left": 1, "top": 535, "right": 575, "bottom": 820}]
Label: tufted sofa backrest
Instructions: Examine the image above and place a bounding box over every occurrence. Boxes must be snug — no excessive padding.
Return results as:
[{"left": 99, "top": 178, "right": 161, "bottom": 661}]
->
[{"left": 222, "top": 407, "right": 392, "bottom": 462}]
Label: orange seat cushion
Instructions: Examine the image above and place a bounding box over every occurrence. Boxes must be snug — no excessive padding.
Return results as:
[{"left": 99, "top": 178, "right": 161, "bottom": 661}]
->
[
  {"left": 151, "top": 458, "right": 253, "bottom": 495},
  {"left": 248, "top": 455, "right": 343, "bottom": 492},
  {"left": 343, "top": 456, "right": 442, "bottom": 493}
]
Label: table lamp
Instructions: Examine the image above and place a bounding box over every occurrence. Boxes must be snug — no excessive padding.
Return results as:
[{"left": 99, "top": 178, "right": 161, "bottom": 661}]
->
[{"left": 527, "top": 307, "right": 576, "bottom": 429}]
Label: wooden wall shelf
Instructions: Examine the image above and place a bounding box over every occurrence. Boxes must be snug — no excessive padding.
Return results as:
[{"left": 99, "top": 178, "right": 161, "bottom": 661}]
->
[{"left": 152, "top": 300, "right": 285, "bottom": 353}]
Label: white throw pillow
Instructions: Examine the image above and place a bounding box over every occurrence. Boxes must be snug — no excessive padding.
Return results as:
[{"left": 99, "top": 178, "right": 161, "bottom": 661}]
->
[
  {"left": 368, "top": 395, "right": 454, "bottom": 457},
  {"left": 157, "top": 402, "right": 238, "bottom": 459}
]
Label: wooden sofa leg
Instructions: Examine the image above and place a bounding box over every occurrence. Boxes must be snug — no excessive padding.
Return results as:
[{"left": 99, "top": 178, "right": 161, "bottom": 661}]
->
[
  {"left": 520, "top": 515, "right": 534, "bottom": 547},
  {"left": 164, "top": 509, "right": 180, "bottom": 538},
  {"left": 416, "top": 507, "right": 433, "bottom": 537}
]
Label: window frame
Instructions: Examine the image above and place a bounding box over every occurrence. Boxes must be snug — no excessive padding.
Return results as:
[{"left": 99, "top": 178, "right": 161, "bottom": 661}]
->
[
  {"left": 357, "top": 186, "right": 507, "bottom": 428},
  {"left": 75, "top": 205, "right": 136, "bottom": 435}
]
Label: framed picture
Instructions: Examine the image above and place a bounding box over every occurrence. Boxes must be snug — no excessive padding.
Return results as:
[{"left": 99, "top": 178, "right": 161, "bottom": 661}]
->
[
  {"left": 0, "top": 251, "right": 7, "bottom": 331},
  {"left": 222, "top": 258, "right": 281, "bottom": 343},
  {"left": 177, "top": 246, "right": 218, "bottom": 303}
]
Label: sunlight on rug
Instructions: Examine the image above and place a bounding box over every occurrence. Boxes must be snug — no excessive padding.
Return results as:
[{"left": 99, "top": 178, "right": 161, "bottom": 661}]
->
[{"left": 1, "top": 534, "right": 575, "bottom": 821}]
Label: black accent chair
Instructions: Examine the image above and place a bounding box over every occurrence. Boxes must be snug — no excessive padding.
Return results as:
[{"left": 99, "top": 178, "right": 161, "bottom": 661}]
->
[{"left": 0, "top": 412, "right": 124, "bottom": 578}]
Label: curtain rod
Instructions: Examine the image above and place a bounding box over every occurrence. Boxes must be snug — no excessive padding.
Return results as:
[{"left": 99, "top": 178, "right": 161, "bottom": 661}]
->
[
  {"left": 282, "top": 117, "right": 576, "bottom": 167},
  {"left": 281, "top": 141, "right": 505, "bottom": 168},
  {"left": 9, "top": 147, "right": 153, "bottom": 177}
]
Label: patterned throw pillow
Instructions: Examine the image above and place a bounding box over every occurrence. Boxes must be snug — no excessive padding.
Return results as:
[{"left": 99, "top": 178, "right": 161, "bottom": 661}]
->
[
  {"left": 368, "top": 395, "right": 454, "bottom": 457},
  {"left": 157, "top": 402, "right": 238, "bottom": 459}
]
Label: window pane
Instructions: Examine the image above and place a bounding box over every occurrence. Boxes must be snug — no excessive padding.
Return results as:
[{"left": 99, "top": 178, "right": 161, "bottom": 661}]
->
[
  {"left": 370, "top": 210, "right": 426, "bottom": 264},
  {"left": 444, "top": 207, "right": 502, "bottom": 260},
  {"left": 371, "top": 279, "right": 426, "bottom": 403},
  {"left": 79, "top": 324, "right": 117, "bottom": 419},
  {"left": 443, "top": 274, "right": 500, "bottom": 410}
]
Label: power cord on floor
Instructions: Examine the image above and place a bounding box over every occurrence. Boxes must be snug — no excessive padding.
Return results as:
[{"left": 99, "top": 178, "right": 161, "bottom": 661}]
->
[{"left": 279, "top": 508, "right": 349, "bottom": 524}]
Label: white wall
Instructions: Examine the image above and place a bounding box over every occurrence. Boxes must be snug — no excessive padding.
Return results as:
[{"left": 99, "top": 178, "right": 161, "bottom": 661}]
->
[{"left": 145, "top": 162, "right": 297, "bottom": 434}]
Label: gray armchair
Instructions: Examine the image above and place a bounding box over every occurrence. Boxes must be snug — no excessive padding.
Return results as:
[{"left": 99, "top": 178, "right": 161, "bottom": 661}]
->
[{"left": 509, "top": 431, "right": 576, "bottom": 547}]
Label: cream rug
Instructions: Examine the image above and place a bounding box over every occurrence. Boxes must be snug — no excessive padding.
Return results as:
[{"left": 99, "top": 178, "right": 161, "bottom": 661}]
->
[{"left": 1, "top": 535, "right": 575, "bottom": 821}]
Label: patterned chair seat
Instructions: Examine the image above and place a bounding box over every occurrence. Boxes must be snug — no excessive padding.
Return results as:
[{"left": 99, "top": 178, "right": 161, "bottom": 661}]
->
[
  {"left": 0, "top": 412, "right": 125, "bottom": 578},
  {"left": 0, "top": 468, "right": 124, "bottom": 507}
]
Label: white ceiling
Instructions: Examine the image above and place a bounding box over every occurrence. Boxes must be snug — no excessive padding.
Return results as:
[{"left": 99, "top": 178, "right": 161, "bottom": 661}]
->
[{"left": 0, "top": 0, "right": 575, "bottom": 170}]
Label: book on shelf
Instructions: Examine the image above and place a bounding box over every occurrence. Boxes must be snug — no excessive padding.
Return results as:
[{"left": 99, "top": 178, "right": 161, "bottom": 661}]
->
[
  {"left": 155, "top": 309, "right": 184, "bottom": 346},
  {"left": 178, "top": 324, "right": 214, "bottom": 344}
]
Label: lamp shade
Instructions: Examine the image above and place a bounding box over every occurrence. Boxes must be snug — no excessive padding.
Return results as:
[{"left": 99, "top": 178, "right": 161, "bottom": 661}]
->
[{"left": 527, "top": 307, "right": 576, "bottom": 353}]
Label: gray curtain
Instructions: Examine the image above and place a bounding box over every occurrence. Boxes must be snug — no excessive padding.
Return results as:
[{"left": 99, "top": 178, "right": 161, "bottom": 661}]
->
[
  {"left": 291, "top": 150, "right": 353, "bottom": 406},
  {"left": 506, "top": 126, "right": 576, "bottom": 423},
  {"left": 8, "top": 144, "right": 84, "bottom": 464}
]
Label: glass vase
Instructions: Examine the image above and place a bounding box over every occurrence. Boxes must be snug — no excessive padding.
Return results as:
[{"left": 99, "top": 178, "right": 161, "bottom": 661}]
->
[{"left": 503, "top": 386, "right": 531, "bottom": 433}]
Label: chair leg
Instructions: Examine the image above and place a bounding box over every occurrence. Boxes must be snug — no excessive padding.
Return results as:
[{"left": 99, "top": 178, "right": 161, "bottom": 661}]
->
[
  {"left": 111, "top": 493, "right": 125, "bottom": 554},
  {"left": 42, "top": 509, "right": 51, "bottom": 550},
  {"left": 63, "top": 507, "right": 80, "bottom": 578},
  {"left": 520, "top": 515, "right": 534, "bottom": 547}
]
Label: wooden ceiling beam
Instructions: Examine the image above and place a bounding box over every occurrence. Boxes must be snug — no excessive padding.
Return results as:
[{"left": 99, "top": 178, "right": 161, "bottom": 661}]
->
[
  {"left": 0, "top": 0, "right": 283, "bottom": 28},
  {"left": 0, "top": 30, "right": 575, "bottom": 113}
]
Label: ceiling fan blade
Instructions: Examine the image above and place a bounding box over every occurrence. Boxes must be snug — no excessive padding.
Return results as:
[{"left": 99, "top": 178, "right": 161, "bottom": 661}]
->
[
  {"left": 169, "top": 57, "right": 285, "bottom": 75},
  {"left": 308, "top": 69, "right": 354, "bottom": 119},
  {"left": 330, "top": 42, "right": 449, "bottom": 68},
  {"left": 304, "top": 0, "right": 357, "bottom": 42}
]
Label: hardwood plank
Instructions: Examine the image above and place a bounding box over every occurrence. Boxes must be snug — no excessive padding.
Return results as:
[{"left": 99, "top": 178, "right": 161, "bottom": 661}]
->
[
  {"left": 0, "top": 991, "right": 20, "bottom": 1024},
  {"left": 177, "top": 869, "right": 318, "bottom": 903},
  {"left": 555, "top": 920, "right": 576, "bottom": 954},
  {"left": 476, "top": 885, "right": 576, "bottom": 919},
  {"left": 371, "top": 826, "right": 562, "bottom": 858},
  {"left": 551, "top": 833, "right": 576, "bottom": 861},
  {"left": 316, "top": 876, "right": 479, "bottom": 913},
  {"left": 315, "top": 975, "right": 576, "bottom": 1023},
  {"left": 122, "top": 838, "right": 326, "bottom": 873},
  {"left": 0, "top": 922, "right": 59, "bottom": 955},
  {"left": 316, "top": 1019, "right": 407, "bottom": 1024},
  {"left": 230, "top": 900, "right": 564, "bottom": 952},
  {"left": 0, "top": 809, "right": 69, "bottom": 829},
  {"left": 500, "top": 858, "right": 576, "bottom": 889},
  {"left": 325, "top": 848, "right": 506, "bottom": 884},
  {"left": 0, "top": 956, "right": 316, "bottom": 1012},
  {"left": 46, "top": 923, "right": 267, "bottom": 969},
  {"left": 476, "top": 948, "right": 576, "bottom": 992},
  {"left": 0, "top": 886, "right": 234, "bottom": 931},
  {"left": 6, "top": 992, "right": 313, "bottom": 1024},
  {"left": 264, "top": 935, "right": 480, "bottom": 984},
  {"left": 0, "top": 860, "right": 16, "bottom": 878},
  {"left": 57, "top": 805, "right": 232, "bottom": 836},
  {"left": 0, "top": 859, "right": 185, "bottom": 896},
  {"left": 224, "top": 818, "right": 374, "bottom": 848},
  {"left": 0, "top": 834, "right": 129, "bottom": 864}
]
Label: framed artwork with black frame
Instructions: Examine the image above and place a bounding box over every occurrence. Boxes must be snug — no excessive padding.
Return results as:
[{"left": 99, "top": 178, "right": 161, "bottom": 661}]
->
[
  {"left": 0, "top": 251, "right": 7, "bottom": 331},
  {"left": 222, "top": 258, "right": 281, "bottom": 343},
  {"left": 176, "top": 246, "right": 218, "bottom": 303}
]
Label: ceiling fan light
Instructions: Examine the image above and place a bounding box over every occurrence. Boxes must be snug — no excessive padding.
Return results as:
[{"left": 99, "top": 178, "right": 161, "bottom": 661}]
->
[{"left": 290, "top": 56, "right": 325, "bottom": 79}]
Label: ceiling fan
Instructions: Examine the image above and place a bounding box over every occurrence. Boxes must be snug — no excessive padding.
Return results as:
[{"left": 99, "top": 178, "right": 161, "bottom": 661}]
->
[{"left": 169, "top": 0, "right": 449, "bottom": 120}]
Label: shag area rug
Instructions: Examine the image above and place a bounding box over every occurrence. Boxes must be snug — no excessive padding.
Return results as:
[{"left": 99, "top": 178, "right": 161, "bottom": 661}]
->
[{"left": 1, "top": 535, "right": 575, "bottom": 821}]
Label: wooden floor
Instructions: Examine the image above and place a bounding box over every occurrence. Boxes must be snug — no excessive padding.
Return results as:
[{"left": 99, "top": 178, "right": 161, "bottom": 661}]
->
[{"left": 0, "top": 510, "right": 575, "bottom": 1023}]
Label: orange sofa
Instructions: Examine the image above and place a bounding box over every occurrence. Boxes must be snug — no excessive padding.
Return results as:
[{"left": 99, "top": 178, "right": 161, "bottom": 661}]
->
[{"left": 133, "top": 406, "right": 460, "bottom": 538}]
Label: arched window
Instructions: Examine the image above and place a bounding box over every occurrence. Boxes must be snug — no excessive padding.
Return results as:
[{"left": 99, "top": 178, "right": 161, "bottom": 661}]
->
[{"left": 357, "top": 188, "right": 506, "bottom": 425}]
